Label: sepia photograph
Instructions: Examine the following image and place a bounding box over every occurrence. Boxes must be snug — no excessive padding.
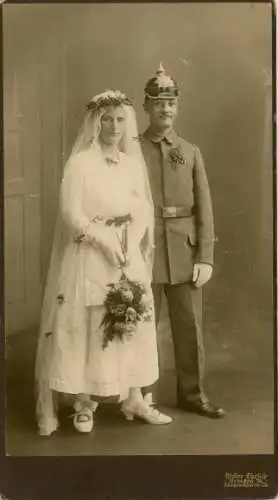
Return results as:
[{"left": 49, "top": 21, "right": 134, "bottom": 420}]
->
[{"left": 1, "top": 0, "right": 277, "bottom": 496}]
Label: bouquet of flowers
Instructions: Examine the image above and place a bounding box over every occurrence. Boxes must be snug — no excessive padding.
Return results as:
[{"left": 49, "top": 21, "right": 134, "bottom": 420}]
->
[{"left": 101, "top": 272, "right": 153, "bottom": 349}]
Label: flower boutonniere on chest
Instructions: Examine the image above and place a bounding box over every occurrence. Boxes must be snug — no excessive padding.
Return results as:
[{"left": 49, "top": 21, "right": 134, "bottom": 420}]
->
[{"left": 168, "top": 145, "right": 187, "bottom": 171}]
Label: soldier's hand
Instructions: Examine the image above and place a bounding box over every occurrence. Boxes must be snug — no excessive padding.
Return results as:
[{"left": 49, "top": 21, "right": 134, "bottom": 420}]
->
[{"left": 192, "top": 263, "right": 213, "bottom": 288}]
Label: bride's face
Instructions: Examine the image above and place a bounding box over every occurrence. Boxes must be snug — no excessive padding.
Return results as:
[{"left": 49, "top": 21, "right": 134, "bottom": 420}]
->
[{"left": 99, "top": 106, "right": 126, "bottom": 146}]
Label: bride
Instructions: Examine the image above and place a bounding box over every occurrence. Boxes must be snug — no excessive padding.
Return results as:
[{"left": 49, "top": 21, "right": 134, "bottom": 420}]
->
[{"left": 35, "top": 90, "right": 172, "bottom": 436}]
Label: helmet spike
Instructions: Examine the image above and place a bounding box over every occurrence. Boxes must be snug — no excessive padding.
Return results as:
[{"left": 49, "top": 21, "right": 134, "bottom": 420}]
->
[{"left": 156, "top": 62, "right": 165, "bottom": 77}]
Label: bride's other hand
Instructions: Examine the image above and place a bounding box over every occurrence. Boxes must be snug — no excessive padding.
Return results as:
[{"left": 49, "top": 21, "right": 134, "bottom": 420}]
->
[
  {"left": 101, "top": 240, "right": 126, "bottom": 267},
  {"left": 89, "top": 225, "right": 125, "bottom": 267}
]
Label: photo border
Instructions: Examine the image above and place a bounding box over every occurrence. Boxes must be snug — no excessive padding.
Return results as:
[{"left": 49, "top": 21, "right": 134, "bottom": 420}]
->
[{"left": 0, "top": 1, "right": 276, "bottom": 498}]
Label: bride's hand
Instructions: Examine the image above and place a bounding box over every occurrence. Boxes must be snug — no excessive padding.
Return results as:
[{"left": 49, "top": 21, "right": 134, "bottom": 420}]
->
[
  {"left": 90, "top": 225, "right": 125, "bottom": 267},
  {"left": 100, "top": 240, "right": 126, "bottom": 267}
]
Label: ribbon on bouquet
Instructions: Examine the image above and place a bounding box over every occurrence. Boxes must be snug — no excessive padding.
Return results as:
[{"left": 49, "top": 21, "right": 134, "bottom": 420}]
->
[
  {"left": 82, "top": 213, "right": 132, "bottom": 269},
  {"left": 116, "top": 223, "right": 129, "bottom": 268},
  {"left": 105, "top": 213, "right": 132, "bottom": 268}
]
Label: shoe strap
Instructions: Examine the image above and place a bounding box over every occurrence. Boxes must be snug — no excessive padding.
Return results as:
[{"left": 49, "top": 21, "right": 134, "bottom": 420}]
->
[
  {"left": 148, "top": 406, "right": 161, "bottom": 417},
  {"left": 139, "top": 401, "right": 162, "bottom": 417},
  {"left": 69, "top": 406, "right": 93, "bottom": 421}
]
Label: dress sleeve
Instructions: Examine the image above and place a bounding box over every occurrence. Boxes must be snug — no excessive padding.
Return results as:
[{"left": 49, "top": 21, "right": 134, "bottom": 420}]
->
[
  {"left": 128, "top": 159, "right": 153, "bottom": 247},
  {"left": 60, "top": 155, "right": 92, "bottom": 238}
]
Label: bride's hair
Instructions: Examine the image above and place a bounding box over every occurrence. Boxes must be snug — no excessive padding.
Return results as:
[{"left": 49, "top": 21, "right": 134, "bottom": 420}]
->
[{"left": 71, "top": 90, "right": 135, "bottom": 156}]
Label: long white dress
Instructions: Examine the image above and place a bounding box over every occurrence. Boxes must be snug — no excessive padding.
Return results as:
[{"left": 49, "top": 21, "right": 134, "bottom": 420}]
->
[{"left": 40, "top": 146, "right": 158, "bottom": 402}]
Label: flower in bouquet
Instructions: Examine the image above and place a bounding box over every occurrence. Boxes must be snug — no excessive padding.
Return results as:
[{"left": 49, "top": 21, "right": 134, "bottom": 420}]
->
[
  {"left": 101, "top": 274, "right": 153, "bottom": 349},
  {"left": 129, "top": 281, "right": 146, "bottom": 303},
  {"left": 136, "top": 301, "right": 153, "bottom": 321},
  {"left": 141, "top": 307, "right": 153, "bottom": 321},
  {"left": 125, "top": 306, "right": 137, "bottom": 323},
  {"left": 132, "top": 282, "right": 146, "bottom": 294},
  {"left": 109, "top": 304, "right": 127, "bottom": 317},
  {"left": 136, "top": 299, "right": 149, "bottom": 315},
  {"left": 113, "top": 322, "right": 127, "bottom": 334},
  {"left": 119, "top": 288, "right": 134, "bottom": 303}
]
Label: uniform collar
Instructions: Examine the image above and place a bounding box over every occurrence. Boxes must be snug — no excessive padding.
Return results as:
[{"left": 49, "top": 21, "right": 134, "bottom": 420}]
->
[{"left": 143, "top": 127, "right": 177, "bottom": 145}]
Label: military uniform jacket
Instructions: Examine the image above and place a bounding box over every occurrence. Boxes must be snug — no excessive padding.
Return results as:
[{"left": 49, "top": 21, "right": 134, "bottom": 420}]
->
[{"left": 140, "top": 127, "right": 215, "bottom": 284}]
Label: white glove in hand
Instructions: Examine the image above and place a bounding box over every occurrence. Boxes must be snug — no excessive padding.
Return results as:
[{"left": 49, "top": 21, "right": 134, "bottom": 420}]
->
[
  {"left": 192, "top": 263, "right": 213, "bottom": 288},
  {"left": 100, "top": 239, "right": 126, "bottom": 267},
  {"left": 89, "top": 225, "right": 126, "bottom": 267}
]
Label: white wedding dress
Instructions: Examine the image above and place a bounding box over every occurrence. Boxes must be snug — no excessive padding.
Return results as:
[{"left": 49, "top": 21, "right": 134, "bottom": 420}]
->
[{"left": 37, "top": 146, "right": 159, "bottom": 407}]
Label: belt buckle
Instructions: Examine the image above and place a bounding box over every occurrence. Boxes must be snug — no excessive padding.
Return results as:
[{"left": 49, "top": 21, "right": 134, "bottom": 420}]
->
[{"left": 163, "top": 206, "right": 177, "bottom": 218}]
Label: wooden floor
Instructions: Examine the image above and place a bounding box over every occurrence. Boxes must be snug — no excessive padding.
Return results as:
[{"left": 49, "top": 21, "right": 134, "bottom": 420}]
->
[{"left": 5, "top": 288, "right": 275, "bottom": 456}]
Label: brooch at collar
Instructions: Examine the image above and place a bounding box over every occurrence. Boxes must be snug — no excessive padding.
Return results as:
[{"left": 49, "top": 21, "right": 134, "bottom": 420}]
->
[{"left": 168, "top": 145, "right": 187, "bottom": 171}]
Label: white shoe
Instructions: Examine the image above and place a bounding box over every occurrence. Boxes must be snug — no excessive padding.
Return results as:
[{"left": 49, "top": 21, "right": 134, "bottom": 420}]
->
[
  {"left": 72, "top": 402, "right": 94, "bottom": 433},
  {"left": 121, "top": 400, "right": 172, "bottom": 425}
]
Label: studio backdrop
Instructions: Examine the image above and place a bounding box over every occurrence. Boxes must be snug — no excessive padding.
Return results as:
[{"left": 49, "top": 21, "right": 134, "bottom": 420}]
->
[{"left": 4, "top": 2, "right": 273, "bottom": 366}]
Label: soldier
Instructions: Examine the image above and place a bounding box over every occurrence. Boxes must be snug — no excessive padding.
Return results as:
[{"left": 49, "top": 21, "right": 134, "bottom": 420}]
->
[{"left": 140, "top": 64, "right": 225, "bottom": 418}]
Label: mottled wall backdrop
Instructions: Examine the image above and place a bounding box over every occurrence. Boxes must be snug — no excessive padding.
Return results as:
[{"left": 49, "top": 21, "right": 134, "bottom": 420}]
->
[{"left": 4, "top": 3, "right": 273, "bottom": 356}]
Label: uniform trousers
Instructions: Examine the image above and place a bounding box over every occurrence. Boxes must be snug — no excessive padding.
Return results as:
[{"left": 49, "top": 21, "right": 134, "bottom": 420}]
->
[{"left": 144, "top": 282, "right": 208, "bottom": 406}]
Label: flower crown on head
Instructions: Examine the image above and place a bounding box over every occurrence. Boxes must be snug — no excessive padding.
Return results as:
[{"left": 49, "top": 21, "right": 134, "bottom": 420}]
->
[{"left": 86, "top": 90, "right": 133, "bottom": 112}]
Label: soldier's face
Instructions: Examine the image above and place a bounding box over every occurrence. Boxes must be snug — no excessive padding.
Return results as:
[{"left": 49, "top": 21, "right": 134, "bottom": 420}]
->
[
  {"left": 144, "top": 98, "right": 178, "bottom": 130},
  {"left": 99, "top": 106, "right": 126, "bottom": 146}
]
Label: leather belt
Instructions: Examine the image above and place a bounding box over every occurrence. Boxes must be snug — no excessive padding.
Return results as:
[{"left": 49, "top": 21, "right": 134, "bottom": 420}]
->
[{"left": 154, "top": 206, "right": 194, "bottom": 219}]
